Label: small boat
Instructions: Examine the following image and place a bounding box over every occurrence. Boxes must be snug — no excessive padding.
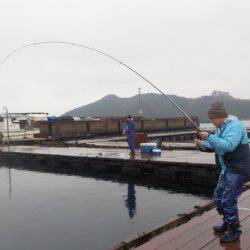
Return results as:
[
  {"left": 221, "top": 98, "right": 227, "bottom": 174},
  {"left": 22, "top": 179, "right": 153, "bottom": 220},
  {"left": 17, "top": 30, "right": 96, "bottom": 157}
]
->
[{"left": 0, "top": 115, "right": 40, "bottom": 142}]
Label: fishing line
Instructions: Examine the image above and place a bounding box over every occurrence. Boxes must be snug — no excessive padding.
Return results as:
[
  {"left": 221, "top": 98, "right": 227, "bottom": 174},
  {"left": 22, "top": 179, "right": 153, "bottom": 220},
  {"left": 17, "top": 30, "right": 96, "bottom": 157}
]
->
[{"left": 0, "top": 41, "right": 200, "bottom": 131}]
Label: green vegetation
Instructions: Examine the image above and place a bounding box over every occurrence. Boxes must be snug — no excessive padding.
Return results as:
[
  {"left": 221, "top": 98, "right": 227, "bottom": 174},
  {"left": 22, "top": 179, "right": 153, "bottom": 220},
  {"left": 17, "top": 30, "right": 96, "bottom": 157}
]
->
[{"left": 64, "top": 91, "right": 250, "bottom": 122}]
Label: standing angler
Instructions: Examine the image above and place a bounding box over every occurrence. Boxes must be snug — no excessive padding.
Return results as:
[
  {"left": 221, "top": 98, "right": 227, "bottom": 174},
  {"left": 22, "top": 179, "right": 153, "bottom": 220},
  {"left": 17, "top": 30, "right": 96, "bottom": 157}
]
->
[
  {"left": 125, "top": 115, "right": 135, "bottom": 157},
  {"left": 195, "top": 101, "right": 250, "bottom": 243}
]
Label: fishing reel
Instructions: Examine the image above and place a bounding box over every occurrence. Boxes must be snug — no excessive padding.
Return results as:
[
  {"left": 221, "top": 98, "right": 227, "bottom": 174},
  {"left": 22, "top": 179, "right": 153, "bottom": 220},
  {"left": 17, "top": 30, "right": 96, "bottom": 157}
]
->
[
  {"left": 196, "top": 131, "right": 202, "bottom": 140},
  {"left": 195, "top": 131, "right": 215, "bottom": 153},
  {"left": 196, "top": 130, "right": 212, "bottom": 140}
]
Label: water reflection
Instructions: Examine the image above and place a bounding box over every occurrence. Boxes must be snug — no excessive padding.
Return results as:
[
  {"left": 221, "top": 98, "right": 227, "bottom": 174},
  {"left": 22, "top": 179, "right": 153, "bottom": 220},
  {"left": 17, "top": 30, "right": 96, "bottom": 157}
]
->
[
  {"left": 0, "top": 164, "right": 209, "bottom": 250},
  {"left": 8, "top": 166, "right": 12, "bottom": 198},
  {"left": 125, "top": 183, "right": 136, "bottom": 218},
  {"left": 0, "top": 160, "right": 213, "bottom": 197},
  {"left": 5, "top": 162, "right": 212, "bottom": 196}
]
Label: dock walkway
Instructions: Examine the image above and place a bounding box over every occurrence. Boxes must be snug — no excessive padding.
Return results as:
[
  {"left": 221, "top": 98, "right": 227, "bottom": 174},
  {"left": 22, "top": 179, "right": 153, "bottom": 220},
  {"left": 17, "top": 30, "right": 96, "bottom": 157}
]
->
[
  {"left": 0, "top": 145, "right": 217, "bottom": 190},
  {"left": 0, "top": 145, "right": 214, "bottom": 165},
  {"left": 66, "top": 139, "right": 197, "bottom": 150},
  {"left": 66, "top": 130, "right": 197, "bottom": 144},
  {"left": 135, "top": 189, "right": 250, "bottom": 250}
]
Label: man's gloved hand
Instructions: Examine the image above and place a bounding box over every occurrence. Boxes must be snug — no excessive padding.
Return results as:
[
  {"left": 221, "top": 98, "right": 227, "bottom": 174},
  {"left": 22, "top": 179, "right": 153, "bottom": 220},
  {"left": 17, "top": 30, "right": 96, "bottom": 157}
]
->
[
  {"left": 198, "top": 131, "right": 210, "bottom": 140},
  {"left": 195, "top": 139, "right": 206, "bottom": 151},
  {"left": 195, "top": 136, "right": 215, "bottom": 153}
]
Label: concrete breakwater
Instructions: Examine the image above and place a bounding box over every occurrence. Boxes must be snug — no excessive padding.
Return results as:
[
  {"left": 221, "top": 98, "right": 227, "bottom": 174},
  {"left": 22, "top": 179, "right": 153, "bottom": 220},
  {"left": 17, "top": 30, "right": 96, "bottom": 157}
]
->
[
  {"left": 0, "top": 145, "right": 218, "bottom": 192},
  {"left": 36, "top": 116, "right": 199, "bottom": 138}
]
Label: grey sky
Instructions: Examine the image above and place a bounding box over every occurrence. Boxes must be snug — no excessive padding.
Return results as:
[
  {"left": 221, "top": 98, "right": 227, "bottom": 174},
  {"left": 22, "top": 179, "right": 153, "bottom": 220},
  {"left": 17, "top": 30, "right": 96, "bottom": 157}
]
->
[{"left": 0, "top": 0, "right": 250, "bottom": 115}]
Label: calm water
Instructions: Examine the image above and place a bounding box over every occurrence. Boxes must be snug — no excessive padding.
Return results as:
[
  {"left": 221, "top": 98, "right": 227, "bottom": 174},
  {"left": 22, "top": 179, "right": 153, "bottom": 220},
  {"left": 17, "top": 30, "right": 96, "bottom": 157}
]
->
[{"left": 0, "top": 165, "right": 209, "bottom": 250}]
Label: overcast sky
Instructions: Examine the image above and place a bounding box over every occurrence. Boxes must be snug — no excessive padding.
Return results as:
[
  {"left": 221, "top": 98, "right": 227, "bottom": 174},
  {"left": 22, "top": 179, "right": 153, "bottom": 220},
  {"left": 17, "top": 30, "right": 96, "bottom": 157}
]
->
[{"left": 0, "top": 0, "right": 250, "bottom": 115}]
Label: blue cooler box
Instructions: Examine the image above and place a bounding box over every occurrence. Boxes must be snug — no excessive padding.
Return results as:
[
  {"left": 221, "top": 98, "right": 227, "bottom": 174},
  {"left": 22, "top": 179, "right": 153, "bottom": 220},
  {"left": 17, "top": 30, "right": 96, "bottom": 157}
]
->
[
  {"left": 140, "top": 143, "right": 157, "bottom": 154},
  {"left": 152, "top": 149, "right": 161, "bottom": 157}
]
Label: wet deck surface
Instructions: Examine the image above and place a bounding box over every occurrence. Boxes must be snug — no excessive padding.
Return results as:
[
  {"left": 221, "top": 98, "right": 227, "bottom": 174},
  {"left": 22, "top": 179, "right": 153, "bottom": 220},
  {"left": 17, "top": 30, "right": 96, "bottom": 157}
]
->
[
  {"left": 135, "top": 189, "right": 250, "bottom": 250},
  {"left": 66, "top": 139, "right": 196, "bottom": 150},
  {"left": 1, "top": 145, "right": 215, "bottom": 165},
  {"left": 66, "top": 130, "right": 197, "bottom": 145},
  {"left": 65, "top": 130, "right": 200, "bottom": 150}
]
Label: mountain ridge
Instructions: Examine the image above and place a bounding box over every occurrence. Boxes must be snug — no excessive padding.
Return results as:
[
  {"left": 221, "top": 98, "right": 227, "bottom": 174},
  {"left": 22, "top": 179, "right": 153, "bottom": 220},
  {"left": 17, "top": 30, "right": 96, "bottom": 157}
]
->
[{"left": 63, "top": 91, "right": 250, "bottom": 122}]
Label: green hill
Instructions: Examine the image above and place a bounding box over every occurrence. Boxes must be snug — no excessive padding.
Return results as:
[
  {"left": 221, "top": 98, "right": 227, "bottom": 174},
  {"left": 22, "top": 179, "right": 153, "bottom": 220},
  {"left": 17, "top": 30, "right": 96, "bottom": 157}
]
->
[{"left": 64, "top": 91, "right": 250, "bottom": 122}]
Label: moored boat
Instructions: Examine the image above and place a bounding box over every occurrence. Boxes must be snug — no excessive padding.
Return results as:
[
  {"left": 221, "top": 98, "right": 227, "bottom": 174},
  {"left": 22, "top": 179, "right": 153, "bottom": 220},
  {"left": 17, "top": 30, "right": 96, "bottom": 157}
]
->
[{"left": 0, "top": 114, "right": 40, "bottom": 142}]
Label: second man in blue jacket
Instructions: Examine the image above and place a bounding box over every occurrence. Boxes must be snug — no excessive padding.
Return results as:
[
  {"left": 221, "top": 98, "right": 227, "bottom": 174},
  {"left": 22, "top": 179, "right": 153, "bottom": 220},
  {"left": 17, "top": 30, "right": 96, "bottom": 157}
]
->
[{"left": 125, "top": 115, "right": 135, "bottom": 157}]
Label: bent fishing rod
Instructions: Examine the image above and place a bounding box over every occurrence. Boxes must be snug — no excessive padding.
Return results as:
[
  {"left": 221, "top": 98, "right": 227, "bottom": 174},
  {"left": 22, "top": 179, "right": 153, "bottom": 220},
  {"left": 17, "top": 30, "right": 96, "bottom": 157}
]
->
[{"left": 0, "top": 41, "right": 201, "bottom": 131}]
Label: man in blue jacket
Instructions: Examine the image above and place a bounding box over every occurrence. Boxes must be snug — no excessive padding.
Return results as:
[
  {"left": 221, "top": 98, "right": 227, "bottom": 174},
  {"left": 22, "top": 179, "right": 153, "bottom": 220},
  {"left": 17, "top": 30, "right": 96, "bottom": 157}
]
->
[
  {"left": 125, "top": 115, "right": 135, "bottom": 157},
  {"left": 196, "top": 102, "right": 250, "bottom": 243}
]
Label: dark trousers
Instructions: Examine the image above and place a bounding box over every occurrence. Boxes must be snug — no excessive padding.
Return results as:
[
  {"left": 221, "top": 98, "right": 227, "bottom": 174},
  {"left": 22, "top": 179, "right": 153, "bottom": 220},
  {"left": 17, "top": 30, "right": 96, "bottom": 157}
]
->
[
  {"left": 127, "top": 135, "right": 135, "bottom": 153},
  {"left": 213, "top": 172, "right": 247, "bottom": 224}
]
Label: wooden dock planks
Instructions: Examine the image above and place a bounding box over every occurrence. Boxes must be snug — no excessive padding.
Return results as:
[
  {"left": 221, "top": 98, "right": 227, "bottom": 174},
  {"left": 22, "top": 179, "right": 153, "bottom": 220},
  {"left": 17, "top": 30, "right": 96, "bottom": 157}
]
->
[{"left": 135, "top": 190, "right": 250, "bottom": 250}]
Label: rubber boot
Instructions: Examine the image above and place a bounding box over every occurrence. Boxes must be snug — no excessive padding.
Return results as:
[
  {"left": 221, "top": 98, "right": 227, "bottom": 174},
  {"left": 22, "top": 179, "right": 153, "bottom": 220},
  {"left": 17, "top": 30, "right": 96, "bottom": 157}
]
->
[
  {"left": 213, "top": 221, "right": 228, "bottom": 233},
  {"left": 220, "top": 221, "right": 241, "bottom": 243},
  {"left": 129, "top": 151, "right": 135, "bottom": 160}
]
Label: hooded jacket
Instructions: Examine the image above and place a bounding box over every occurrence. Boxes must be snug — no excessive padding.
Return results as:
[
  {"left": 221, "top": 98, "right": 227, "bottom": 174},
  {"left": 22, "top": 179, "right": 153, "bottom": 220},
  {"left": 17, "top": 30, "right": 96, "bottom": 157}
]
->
[{"left": 202, "top": 117, "right": 250, "bottom": 176}]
